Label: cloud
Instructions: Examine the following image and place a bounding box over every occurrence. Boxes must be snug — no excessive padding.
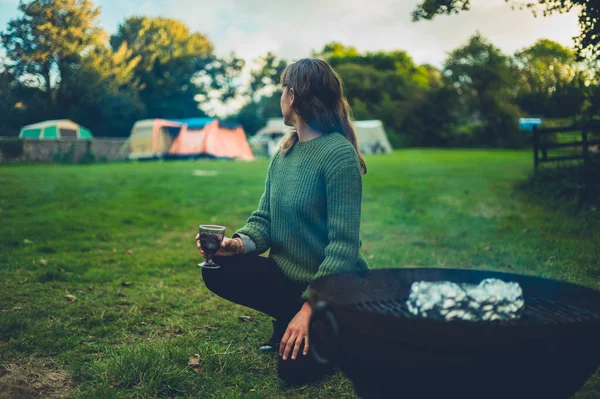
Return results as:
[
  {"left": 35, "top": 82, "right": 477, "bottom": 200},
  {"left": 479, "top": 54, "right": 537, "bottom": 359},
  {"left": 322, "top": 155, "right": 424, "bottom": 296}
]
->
[
  {"left": 1, "top": 0, "right": 581, "bottom": 69},
  {"left": 147, "top": 0, "right": 578, "bottom": 67}
]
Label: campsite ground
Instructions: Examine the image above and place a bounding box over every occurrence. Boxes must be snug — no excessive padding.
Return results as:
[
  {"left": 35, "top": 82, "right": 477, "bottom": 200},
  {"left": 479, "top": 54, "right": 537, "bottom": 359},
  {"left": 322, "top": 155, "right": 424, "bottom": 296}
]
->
[{"left": 1, "top": 150, "right": 599, "bottom": 398}]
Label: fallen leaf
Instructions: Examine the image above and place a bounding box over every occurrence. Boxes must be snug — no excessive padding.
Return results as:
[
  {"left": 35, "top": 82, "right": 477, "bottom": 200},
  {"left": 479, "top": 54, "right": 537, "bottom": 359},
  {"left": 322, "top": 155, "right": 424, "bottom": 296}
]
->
[
  {"left": 522, "top": 228, "right": 529, "bottom": 234},
  {"left": 18, "top": 278, "right": 28, "bottom": 284},
  {"left": 368, "top": 254, "right": 374, "bottom": 259},
  {"left": 40, "top": 258, "right": 48, "bottom": 265},
  {"left": 121, "top": 281, "right": 132, "bottom": 287},
  {"left": 33, "top": 383, "right": 44, "bottom": 389},
  {"left": 545, "top": 256, "right": 556, "bottom": 265},
  {"left": 125, "top": 249, "right": 133, "bottom": 255},
  {"left": 112, "top": 248, "right": 117, "bottom": 253},
  {"left": 238, "top": 316, "right": 252, "bottom": 322},
  {"left": 64, "top": 294, "right": 77, "bottom": 302},
  {"left": 24, "top": 239, "right": 33, "bottom": 245},
  {"left": 188, "top": 354, "right": 201, "bottom": 373},
  {"left": 485, "top": 246, "right": 492, "bottom": 252}
]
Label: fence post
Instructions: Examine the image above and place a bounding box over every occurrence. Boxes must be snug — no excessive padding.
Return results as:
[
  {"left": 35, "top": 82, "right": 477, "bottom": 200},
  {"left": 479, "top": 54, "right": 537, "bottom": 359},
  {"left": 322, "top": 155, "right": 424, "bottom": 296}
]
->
[
  {"left": 582, "top": 131, "right": 589, "bottom": 168},
  {"left": 533, "top": 125, "right": 539, "bottom": 172}
]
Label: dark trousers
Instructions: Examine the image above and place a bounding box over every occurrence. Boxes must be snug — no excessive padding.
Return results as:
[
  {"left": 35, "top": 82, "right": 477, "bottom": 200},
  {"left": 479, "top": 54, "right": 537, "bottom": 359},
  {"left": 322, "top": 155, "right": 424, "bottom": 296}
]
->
[{"left": 202, "top": 255, "right": 334, "bottom": 385}]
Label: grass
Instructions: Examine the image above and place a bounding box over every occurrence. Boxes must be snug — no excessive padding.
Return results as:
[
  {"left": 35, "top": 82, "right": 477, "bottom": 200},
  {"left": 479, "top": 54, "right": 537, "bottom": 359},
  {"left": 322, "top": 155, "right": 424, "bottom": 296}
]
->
[{"left": 0, "top": 150, "right": 599, "bottom": 398}]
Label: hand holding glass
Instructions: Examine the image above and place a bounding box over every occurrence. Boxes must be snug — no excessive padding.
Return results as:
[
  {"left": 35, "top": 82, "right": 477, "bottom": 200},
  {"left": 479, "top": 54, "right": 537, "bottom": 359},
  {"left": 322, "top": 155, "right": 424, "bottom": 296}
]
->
[{"left": 198, "top": 225, "right": 225, "bottom": 269}]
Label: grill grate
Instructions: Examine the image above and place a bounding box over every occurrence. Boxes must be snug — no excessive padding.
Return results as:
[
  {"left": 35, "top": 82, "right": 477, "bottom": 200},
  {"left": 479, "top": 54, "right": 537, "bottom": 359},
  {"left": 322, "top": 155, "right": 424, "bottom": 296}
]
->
[{"left": 350, "top": 297, "right": 600, "bottom": 325}]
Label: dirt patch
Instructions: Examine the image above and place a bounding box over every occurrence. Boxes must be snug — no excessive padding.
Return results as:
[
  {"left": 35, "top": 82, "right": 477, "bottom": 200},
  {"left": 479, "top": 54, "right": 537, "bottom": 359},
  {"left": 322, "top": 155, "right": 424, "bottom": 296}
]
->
[{"left": 0, "top": 356, "right": 74, "bottom": 399}]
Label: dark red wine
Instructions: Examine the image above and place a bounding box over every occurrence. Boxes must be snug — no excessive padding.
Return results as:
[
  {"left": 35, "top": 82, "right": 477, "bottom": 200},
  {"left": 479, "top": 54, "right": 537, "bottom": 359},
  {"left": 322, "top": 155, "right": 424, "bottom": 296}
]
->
[{"left": 200, "top": 232, "right": 223, "bottom": 256}]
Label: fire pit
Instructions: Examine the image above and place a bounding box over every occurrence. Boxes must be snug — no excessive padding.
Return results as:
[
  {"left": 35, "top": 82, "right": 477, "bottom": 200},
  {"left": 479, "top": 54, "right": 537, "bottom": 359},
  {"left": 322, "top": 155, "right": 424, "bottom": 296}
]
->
[{"left": 308, "top": 268, "right": 600, "bottom": 399}]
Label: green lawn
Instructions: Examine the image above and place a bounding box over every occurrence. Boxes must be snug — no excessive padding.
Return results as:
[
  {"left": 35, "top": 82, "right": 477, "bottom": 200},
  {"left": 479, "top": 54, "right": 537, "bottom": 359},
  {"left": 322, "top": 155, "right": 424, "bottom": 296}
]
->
[{"left": 1, "top": 150, "right": 599, "bottom": 398}]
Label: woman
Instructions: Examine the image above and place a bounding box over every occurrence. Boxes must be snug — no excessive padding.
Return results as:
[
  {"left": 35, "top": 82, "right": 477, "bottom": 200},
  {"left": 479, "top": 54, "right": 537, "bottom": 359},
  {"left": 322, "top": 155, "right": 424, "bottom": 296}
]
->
[{"left": 196, "top": 58, "right": 369, "bottom": 385}]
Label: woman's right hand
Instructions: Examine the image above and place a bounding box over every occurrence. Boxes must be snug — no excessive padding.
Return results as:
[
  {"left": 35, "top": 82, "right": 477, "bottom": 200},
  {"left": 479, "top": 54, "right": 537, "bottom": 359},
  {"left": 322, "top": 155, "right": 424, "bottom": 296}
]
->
[{"left": 196, "top": 234, "right": 243, "bottom": 257}]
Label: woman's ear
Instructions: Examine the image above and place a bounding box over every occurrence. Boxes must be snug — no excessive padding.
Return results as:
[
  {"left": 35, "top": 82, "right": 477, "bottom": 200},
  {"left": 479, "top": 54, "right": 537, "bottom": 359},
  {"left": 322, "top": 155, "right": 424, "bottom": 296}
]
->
[{"left": 288, "top": 87, "right": 295, "bottom": 105}]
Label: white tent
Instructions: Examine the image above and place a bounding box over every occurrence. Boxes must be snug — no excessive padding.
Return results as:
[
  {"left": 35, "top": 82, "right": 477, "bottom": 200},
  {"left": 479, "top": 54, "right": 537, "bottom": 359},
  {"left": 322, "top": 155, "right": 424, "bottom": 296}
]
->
[
  {"left": 250, "top": 118, "right": 290, "bottom": 157},
  {"left": 353, "top": 120, "right": 393, "bottom": 155}
]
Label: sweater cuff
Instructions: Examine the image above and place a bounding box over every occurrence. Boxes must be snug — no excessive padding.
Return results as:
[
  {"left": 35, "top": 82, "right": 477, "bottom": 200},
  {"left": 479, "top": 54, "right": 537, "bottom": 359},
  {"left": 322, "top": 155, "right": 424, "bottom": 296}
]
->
[
  {"left": 301, "top": 286, "right": 311, "bottom": 301},
  {"left": 232, "top": 233, "right": 256, "bottom": 254}
]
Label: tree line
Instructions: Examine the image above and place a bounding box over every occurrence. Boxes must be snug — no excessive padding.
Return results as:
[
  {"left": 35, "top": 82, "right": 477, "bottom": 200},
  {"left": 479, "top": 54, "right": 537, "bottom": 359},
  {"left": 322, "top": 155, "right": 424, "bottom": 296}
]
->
[{"left": 1, "top": 0, "right": 599, "bottom": 148}]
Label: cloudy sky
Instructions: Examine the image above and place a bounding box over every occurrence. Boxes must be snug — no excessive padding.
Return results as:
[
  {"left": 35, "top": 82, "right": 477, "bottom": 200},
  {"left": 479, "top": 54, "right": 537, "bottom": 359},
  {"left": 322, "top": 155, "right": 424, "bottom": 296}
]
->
[{"left": 0, "top": 0, "right": 580, "bottom": 67}]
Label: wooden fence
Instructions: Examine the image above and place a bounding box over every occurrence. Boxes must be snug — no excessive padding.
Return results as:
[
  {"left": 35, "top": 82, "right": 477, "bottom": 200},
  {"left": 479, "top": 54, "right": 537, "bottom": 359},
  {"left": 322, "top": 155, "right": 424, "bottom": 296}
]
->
[{"left": 532, "top": 125, "right": 600, "bottom": 171}]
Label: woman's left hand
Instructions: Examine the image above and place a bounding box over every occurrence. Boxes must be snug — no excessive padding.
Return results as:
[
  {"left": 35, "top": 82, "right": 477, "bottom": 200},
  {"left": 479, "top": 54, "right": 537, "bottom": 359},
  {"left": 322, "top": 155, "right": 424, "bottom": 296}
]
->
[{"left": 279, "top": 302, "right": 312, "bottom": 360}]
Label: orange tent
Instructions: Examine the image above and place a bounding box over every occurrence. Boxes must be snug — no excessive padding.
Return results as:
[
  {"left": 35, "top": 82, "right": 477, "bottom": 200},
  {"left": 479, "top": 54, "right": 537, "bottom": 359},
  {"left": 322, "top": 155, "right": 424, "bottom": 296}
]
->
[{"left": 169, "top": 120, "right": 254, "bottom": 160}]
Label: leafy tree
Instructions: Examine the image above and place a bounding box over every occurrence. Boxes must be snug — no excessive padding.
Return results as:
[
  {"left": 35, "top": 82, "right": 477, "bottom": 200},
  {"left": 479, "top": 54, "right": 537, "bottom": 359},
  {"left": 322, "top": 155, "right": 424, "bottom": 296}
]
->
[
  {"left": 58, "top": 43, "right": 144, "bottom": 136},
  {"left": 317, "top": 43, "right": 448, "bottom": 146},
  {"left": 512, "top": 39, "right": 588, "bottom": 117},
  {"left": 1, "top": 0, "right": 104, "bottom": 102},
  {"left": 111, "top": 17, "right": 245, "bottom": 118},
  {"left": 236, "top": 53, "right": 287, "bottom": 135},
  {"left": 248, "top": 52, "right": 287, "bottom": 101},
  {"left": 110, "top": 16, "right": 215, "bottom": 118},
  {"left": 444, "top": 33, "right": 522, "bottom": 147}
]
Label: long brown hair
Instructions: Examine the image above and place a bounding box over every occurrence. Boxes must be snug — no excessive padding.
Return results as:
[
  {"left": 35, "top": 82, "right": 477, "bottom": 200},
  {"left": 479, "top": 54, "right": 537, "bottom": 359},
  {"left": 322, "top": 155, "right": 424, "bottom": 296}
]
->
[{"left": 279, "top": 58, "right": 367, "bottom": 174}]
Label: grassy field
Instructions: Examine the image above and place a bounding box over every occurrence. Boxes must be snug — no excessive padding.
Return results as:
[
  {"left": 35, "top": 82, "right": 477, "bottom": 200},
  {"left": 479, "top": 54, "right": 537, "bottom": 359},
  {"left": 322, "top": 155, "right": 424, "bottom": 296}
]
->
[{"left": 1, "top": 150, "right": 599, "bottom": 398}]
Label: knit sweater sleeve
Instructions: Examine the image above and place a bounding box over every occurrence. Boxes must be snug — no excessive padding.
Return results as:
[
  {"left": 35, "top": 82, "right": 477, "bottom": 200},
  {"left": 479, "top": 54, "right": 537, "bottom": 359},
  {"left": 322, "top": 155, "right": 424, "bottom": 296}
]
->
[
  {"left": 301, "top": 160, "right": 363, "bottom": 300},
  {"left": 234, "top": 155, "right": 276, "bottom": 254}
]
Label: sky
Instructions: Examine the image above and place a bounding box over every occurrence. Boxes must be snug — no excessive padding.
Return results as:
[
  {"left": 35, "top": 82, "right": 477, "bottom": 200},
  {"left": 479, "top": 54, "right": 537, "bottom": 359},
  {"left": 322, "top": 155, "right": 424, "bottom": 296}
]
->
[
  {"left": 0, "top": 0, "right": 581, "bottom": 115},
  {"left": 0, "top": 0, "right": 580, "bottom": 67}
]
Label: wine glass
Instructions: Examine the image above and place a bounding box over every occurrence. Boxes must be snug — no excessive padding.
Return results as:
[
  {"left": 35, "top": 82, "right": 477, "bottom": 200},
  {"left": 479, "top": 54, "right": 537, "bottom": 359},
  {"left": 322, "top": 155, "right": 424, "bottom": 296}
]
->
[{"left": 198, "top": 224, "right": 226, "bottom": 269}]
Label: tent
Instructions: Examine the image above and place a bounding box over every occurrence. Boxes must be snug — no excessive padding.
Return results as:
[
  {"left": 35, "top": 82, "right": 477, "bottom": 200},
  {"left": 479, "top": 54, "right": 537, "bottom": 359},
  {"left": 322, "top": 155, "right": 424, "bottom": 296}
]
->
[
  {"left": 19, "top": 120, "right": 93, "bottom": 140},
  {"left": 168, "top": 119, "right": 254, "bottom": 161},
  {"left": 250, "top": 118, "right": 290, "bottom": 157},
  {"left": 250, "top": 118, "right": 393, "bottom": 156},
  {"left": 127, "top": 119, "right": 184, "bottom": 159},
  {"left": 354, "top": 120, "right": 393, "bottom": 155}
]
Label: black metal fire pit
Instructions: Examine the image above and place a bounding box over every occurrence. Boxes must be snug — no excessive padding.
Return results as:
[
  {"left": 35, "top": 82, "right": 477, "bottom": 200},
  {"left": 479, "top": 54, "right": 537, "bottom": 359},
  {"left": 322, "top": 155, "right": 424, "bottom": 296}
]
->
[{"left": 308, "top": 268, "right": 600, "bottom": 399}]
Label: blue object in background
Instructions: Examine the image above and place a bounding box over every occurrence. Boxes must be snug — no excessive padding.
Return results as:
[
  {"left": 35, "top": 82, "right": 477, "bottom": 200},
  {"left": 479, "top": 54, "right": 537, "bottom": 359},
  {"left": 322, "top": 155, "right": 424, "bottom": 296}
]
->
[{"left": 519, "top": 118, "right": 543, "bottom": 131}]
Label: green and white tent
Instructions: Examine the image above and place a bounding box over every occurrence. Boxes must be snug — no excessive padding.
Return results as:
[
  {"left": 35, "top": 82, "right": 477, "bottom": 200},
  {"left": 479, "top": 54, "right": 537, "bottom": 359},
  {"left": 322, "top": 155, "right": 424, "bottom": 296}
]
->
[{"left": 19, "top": 120, "right": 93, "bottom": 140}]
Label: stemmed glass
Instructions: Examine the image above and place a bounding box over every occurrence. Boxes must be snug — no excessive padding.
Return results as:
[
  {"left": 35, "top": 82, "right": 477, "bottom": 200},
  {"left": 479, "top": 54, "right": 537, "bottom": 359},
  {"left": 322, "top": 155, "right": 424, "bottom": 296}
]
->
[{"left": 198, "top": 225, "right": 225, "bottom": 269}]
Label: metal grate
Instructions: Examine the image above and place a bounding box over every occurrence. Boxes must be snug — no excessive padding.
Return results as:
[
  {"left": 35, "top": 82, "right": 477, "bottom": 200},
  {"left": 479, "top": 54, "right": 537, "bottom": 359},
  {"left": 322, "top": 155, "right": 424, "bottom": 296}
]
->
[{"left": 350, "top": 297, "right": 600, "bottom": 325}]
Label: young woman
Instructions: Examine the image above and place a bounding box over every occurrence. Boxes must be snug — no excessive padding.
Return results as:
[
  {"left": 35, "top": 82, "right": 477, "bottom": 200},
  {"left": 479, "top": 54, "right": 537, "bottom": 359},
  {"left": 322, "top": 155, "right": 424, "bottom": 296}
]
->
[{"left": 196, "top": 58, "right": 369, "bottom": 385}]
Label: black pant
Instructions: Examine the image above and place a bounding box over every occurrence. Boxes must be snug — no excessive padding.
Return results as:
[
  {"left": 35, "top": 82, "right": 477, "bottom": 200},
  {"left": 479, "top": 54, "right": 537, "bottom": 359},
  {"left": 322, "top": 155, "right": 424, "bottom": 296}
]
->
[{"left": 202, "top": 255, "right": 334, "bottom": 385}]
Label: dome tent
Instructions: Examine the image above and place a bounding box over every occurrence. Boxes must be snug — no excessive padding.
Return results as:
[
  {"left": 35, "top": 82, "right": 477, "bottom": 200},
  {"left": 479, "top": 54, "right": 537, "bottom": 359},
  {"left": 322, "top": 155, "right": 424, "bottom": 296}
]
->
[{"left": 19, "top": 120, "right": 93, "bottom": 140}]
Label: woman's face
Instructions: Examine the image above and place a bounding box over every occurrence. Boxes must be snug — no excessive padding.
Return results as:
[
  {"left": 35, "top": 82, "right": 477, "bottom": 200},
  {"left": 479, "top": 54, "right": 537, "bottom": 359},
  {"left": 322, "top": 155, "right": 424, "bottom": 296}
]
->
[{"left": 280, "top": 86, "right": 294, "bottom": 127}]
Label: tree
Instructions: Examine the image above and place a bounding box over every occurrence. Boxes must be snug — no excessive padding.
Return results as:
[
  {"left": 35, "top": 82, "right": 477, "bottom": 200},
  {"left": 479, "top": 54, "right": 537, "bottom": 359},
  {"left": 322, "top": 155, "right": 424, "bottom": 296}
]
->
[
  {"left": 111, "top": 17, "right": 244, "bottom": 118},
  {"left": 58, "top": 43, "right": 144, "bottom": 136},
  {"left": 413, "top": 0, "right": 600, "bottom": 60},
  {"left": 248, "top": 52, "right": 287, "bottom": 102},
  {"left": 1, "top": 0, "right": 104, "bottom": 102},
  {"left": 512, "top": 39, "right": 588, "bottom": 117},
  {"left": 235, "top": 53, "right": 287, "bottom": 135},
  {"left": 317, "top": 43, "right": 443, "bottom": 146},
  {"left": 444, "top": 33, "right": 522, "bottom": 147}
]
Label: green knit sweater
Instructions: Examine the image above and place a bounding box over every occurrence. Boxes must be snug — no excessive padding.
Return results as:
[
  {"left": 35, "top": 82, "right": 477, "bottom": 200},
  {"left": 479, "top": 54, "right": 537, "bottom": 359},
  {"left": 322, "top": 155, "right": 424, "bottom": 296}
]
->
[{"left": 236, "top": 132, "right": 369, "bottom": 300}]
